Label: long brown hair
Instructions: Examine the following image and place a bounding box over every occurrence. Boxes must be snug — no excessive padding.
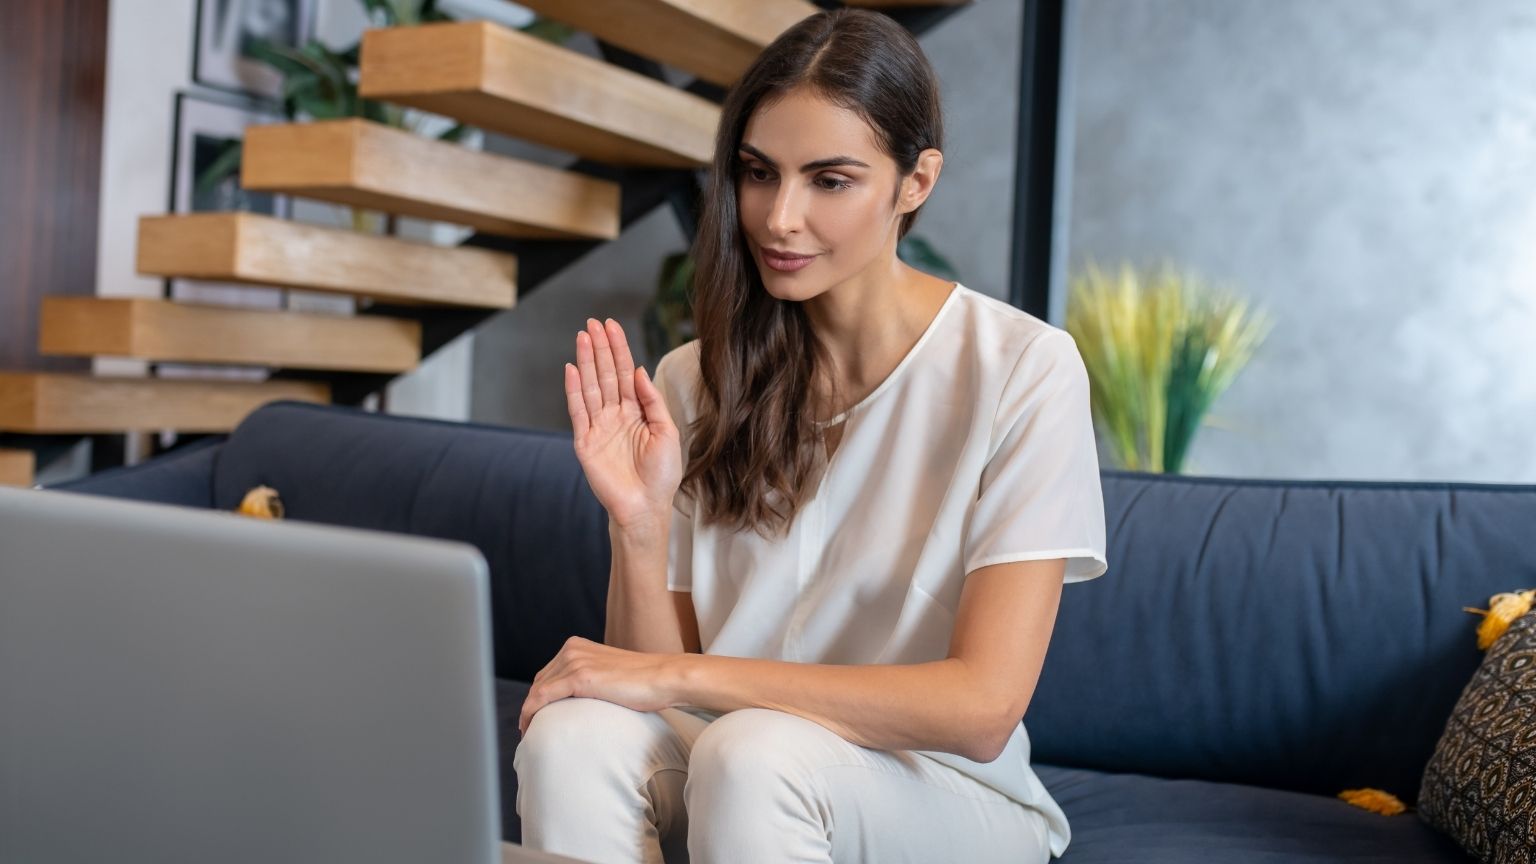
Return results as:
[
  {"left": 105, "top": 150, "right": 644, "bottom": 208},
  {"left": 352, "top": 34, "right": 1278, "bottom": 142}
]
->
[{"left": 680, "top": 8, "right": 944, "bottom": 539}]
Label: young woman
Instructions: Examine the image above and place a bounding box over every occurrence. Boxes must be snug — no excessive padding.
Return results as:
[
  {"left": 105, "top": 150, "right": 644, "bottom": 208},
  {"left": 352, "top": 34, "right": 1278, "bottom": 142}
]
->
[{"left": 513, "top": 9, "right": 1107, "bottom": 863}]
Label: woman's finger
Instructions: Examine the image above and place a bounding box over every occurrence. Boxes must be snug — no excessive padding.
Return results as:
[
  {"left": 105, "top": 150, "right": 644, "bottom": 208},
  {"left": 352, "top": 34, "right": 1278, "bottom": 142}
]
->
[
  {"left": 518, "top": 691, "right": 543, "bottom": 736},
  {"left": 564, "top": 363, "right": 589, "bottom": 435},
  {"left": 635, "top": 366, "right": 674, "bottom": 433},
  {"left": 519, "top": 677, "right": 576, "bottom": 737},
  {"left": 587, "top": 318, "right": 620, "bottom": 408},
  {"left": 575, "top": 330, "right": 602, "bottom": 419},
  {"left": 544, "top": 676, "right": 578, "bottom": 704},
  {"left": 606, "top": 319, "right": 638, "bottom": 406},
  {"left": 531, "top": 653, "right": 559, "bottom": 687}
]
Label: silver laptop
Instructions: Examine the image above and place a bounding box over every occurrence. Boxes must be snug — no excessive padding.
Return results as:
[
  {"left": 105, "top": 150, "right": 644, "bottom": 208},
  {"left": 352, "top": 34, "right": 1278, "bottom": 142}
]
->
[{"left": 0, "top": 485, "right": 572, "bottom": 864}]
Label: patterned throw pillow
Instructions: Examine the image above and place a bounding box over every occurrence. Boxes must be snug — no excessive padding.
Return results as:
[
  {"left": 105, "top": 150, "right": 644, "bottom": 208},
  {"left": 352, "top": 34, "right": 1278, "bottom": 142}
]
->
[{"left": 1417, "top": 610, "right": 1536, "bottom": 863}]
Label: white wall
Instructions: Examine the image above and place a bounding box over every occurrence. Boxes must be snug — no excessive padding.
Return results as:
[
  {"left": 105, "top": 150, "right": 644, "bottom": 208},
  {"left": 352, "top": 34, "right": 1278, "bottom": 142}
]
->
[{"left": 1060, "top": 0, "right": 1536, "bottom": 482}]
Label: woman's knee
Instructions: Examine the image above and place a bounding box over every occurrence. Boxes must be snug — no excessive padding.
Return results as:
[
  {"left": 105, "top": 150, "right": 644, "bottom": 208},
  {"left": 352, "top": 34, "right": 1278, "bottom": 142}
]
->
[
  {"left": 513, "top": 697, "right": 663, "bottom": 784},
  {"left": 686, "top": 708, "right": 841, "bottom": 794}
]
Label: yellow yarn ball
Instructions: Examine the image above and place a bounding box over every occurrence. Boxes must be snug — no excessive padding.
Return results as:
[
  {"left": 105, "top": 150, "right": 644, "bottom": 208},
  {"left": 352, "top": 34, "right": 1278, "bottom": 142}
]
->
[
  {"left": 1338, "top": 788, "right": 1406, "bottom": 816},
  {"left": 1462, "top": 590, "right": 1535, "bottom": 651}
]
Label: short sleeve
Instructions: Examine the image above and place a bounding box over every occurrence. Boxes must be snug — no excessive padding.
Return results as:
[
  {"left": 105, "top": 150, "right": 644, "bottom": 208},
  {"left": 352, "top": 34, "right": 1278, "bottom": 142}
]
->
[
  {"left": 963, "top": 329, "right": 1108, "bottom": 582},
  {"left": 652, "top": 346, "right": 697, "bottom": 592}
]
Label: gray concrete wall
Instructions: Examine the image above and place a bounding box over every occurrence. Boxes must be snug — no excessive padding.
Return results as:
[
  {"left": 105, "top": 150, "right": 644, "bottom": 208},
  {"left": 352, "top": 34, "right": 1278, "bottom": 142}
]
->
[
  {"left": 469, "top": 2, "right": 1025, "bottom": 430},
  {"left": 1061, "top": 0, "right": 1536, "bottom": 482}
]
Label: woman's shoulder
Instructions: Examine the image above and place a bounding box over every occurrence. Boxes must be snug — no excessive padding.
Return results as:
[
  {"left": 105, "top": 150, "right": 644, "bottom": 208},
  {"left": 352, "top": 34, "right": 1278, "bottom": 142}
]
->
[
  {"left": 946, "top": 287, "right": 1091, "bottom": 446},
  {"left": 655, "top": 338, "right": 702, "bottom": 389},
  {"left": 949, "top": 284, "right": 1080, "bottom": 372},
  {"left": 653, "top": 338, "right": 704, "bottom": 423}
]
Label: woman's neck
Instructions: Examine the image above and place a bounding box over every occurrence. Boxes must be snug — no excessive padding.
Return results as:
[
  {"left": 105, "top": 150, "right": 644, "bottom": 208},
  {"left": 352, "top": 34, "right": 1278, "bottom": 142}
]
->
[{"left": 803, "top": 261, "right": 956, "bottom": 423}]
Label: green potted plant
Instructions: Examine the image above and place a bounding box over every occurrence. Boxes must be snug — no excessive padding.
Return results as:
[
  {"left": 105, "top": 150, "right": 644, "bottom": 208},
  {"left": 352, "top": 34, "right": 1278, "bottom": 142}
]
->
[{"left": 1065, "top": 261, "right": 1271, "bottom": 474}]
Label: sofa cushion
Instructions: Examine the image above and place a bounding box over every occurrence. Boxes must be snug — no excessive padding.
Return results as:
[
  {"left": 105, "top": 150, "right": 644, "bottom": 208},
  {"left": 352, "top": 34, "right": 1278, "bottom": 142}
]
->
[
  {"left": 1035, "top": 764, "right": 1467, "bottom": 862},
  {"left": 1028, "top": 472, "right": 1536, "bottom": 803},
  {"left": 51, "top": 435, "right": 223, "bottom": 507},
  {"left": 1416, "top": 609, "right": 1536, "bottom": 861},
  {"left": 210, "top": 401, "right": 611, "bottom": 683}
]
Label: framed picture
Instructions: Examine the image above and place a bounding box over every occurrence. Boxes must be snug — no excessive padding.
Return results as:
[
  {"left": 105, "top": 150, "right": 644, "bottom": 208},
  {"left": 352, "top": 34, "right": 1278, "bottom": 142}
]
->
[
  {"left": 167, "top": 90, "right": 292, "bottom": 312},
  {"left": 162, "top": 91, "right": 292, "bottom": 384},
  {"left": 193, "top": 0, "right": 317, "bottom": 102}
]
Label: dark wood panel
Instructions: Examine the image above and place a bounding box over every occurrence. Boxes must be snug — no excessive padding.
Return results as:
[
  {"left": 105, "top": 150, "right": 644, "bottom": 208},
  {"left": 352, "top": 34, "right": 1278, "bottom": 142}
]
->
[{"left": 0, "top": 0, "right": 109, "bottom": 372}]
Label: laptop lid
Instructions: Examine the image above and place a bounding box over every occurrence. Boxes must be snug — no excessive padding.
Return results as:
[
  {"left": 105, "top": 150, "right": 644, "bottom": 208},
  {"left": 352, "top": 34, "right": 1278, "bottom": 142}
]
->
[{"left": 0, "top": 486, "right": 500, "bottom": 864}]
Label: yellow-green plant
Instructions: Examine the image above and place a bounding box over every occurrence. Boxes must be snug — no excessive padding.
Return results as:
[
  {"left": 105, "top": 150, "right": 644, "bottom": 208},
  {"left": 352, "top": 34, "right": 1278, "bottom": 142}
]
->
[{"left": 1066, "top": 262, "right": 1271, "bottom": 474}]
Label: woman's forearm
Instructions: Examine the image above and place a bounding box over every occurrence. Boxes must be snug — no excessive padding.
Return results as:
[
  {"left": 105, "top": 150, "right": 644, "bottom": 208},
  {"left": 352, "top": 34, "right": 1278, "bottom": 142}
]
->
[
  {"left": 670, "top": 654, "right": 1011, "bottom": 763},
  {"left": 603, "top": 515, "right": 688, "bottom": 654}
]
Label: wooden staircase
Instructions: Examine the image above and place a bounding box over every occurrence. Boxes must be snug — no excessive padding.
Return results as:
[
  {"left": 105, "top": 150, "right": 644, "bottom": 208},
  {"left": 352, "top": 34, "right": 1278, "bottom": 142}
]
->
[
  {"left": 0, "top": 448, "right": 36, "bottom": 488},
  {"left": 137, "top": 212, "right": 517, "bottom": 308},
  {"left": 358, "top": 21, "right": 722, "bottom": 167},
  {"left": 40, "top": 298, "right": 421, "bottom": 373},
  {"left": 240, "top": 119, "right": 621, "bottom": 240},
  {"left": 0, "top": 373, "right": 330, "bottom": 435},
  {"left": 512, "top": 0, "right": 820, "bottom": 87},
  {"left": 1, "top": 0, "right": 968, "bottom": 482}
]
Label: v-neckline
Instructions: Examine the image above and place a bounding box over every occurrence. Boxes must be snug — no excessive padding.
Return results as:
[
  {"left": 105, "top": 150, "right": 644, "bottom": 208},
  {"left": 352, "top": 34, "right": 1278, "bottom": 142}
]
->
[
  {"left": 821, "top": 421, "right": 845, "bottom": 463},
  {"left": 813, "top": 283, "right": 962, "bottom": 433},
  {"left": 812, "top": 282, "right": 963, "bottom": 469}
]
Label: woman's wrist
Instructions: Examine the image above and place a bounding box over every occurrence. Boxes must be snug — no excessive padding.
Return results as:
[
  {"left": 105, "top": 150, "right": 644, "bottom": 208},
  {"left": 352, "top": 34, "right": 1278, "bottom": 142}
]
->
[
  {"left": 608, "top": 509, "right": 671, "bottom": 548},
  {"left": 605, "top": 498, "right": 672, "bottom": 538},
  {"left": 666, "top": 651, "right": 706, "bottom": 708}
]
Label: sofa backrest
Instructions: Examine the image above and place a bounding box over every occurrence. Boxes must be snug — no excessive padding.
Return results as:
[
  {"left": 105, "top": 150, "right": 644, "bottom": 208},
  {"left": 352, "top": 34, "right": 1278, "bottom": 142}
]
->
[
  {"left": 1027, "top": 470, "right": 1536, "bottom": 803},
  {"left": 211, "top": 402, "right": 611, "bottom": 683},
  {"left": 192, "top": 403, "right": 1536, "bottom": 802}
]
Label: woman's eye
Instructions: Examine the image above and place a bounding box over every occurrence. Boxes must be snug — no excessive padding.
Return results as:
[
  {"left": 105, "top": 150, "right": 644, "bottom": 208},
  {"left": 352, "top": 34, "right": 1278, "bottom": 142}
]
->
[
  {"left": 744, "top": 165, "right": 774, "bottom": 182},
  {"left": 816, "top": 176, "right": 852, "bottom": 191}
]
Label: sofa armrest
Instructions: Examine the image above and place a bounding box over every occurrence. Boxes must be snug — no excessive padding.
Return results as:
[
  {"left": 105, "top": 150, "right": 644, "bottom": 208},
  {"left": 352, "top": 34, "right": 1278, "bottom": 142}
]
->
[{"left": 48, "top": 437, "right": 223, "bottom": 508}]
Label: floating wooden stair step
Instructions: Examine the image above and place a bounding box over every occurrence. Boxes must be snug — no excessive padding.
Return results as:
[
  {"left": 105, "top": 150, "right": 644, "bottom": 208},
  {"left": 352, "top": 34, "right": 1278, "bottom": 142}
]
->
[
  {"left": 136, "top": 212, "right": 516, "bottom": 309},
  {"left": 0, "top": 373, "right": 329, "bottom": 434},
  {"left": 514, "top": 0, "right": 818, "bottom": 87},
  {"left": 359, "top": 21, "right": 720, "bottom": 167},
  {"left": 39, "top": 297, "right": 421, "bottom": 374},
  {"left": 0, "top": 449, "right": 34, "bottom": 488},
  {"left": 241, "top": 119, "right": 620, "bottom": 240}
]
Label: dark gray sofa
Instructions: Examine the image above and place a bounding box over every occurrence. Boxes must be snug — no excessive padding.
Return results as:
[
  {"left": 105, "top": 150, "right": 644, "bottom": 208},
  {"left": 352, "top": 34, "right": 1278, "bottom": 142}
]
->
[{"left": 55, "top": 400, "right": 1528, "bottom": 862}]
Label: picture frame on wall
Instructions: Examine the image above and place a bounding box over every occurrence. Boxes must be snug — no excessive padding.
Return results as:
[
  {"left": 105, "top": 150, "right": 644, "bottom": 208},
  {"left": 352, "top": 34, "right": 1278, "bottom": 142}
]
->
[
  {"left": 162, "top": 91, "right": 292, "bottom": 384},
  {"left": 167, "top": 90, "right": 292, "bottom": 311},
  {"left": 193, "top": 0, "right": 317, "bottom": 102}
]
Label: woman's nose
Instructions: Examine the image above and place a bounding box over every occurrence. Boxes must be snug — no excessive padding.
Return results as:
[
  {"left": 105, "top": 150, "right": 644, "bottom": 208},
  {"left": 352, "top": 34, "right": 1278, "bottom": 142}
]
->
[{"left": 767, "top": 184, "right": 803, "bottom": 238}]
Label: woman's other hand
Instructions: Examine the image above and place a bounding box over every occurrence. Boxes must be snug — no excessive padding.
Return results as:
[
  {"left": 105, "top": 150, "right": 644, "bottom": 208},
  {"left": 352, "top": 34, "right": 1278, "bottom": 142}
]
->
[
  {"left": 516, "top": 636, "right": 685, "bottom": 736},
  {"left": 565, "top": 317, "right": 683, "bottom": 531}
]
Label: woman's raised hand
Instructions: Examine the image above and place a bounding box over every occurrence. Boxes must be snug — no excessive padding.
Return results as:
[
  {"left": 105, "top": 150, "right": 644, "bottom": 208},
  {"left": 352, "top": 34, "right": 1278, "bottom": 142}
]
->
[{"left": 564, "top": 318, "right": 683, "bottom": 532}]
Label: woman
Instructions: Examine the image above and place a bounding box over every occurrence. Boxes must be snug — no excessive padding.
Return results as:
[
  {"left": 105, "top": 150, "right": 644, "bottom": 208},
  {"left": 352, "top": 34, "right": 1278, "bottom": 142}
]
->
[{"left": 513, "top": 9, "right": 1107, "bottom": 864}]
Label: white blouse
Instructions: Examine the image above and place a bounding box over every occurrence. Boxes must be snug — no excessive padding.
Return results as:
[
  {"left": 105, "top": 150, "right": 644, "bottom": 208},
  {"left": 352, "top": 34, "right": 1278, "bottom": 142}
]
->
[{"left": 652, "top": 283, "right": 1108, "bottom": 858}]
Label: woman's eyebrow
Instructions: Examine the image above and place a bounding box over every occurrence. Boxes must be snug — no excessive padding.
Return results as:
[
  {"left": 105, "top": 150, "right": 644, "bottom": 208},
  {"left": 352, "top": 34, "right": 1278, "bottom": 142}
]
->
[{"left": 739, "top": 143, "right": 870, "bottom": 172}]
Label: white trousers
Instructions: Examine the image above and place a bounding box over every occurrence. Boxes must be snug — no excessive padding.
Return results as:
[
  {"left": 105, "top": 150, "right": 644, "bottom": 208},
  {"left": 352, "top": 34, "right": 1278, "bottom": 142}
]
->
[{"left": 513, "top": 697, "right": 1052, "bottom": 864}]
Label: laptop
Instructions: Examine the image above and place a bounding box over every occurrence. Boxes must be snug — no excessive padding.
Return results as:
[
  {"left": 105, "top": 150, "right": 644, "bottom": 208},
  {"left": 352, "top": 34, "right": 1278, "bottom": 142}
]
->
[{"left": 0, "top": 486, "right": 579, "bottom": 864}]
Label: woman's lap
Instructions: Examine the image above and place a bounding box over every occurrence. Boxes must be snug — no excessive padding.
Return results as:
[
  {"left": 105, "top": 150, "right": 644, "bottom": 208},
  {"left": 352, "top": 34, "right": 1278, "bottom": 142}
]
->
[{"left": 515, "top": 698, "right": 1050, "bottom": 864}]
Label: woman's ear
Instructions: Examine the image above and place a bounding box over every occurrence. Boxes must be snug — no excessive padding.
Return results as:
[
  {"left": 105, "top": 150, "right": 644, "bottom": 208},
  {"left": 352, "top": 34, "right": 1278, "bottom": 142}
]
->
[{"left": 898, "top": 148, "right": 945, "bottom": 214}]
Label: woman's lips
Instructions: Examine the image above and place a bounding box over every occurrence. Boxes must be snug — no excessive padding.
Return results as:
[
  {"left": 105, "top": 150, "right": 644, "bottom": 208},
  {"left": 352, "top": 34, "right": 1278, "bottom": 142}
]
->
[{"left": 761, "top": 248, "right": 818, "bottom": 273}]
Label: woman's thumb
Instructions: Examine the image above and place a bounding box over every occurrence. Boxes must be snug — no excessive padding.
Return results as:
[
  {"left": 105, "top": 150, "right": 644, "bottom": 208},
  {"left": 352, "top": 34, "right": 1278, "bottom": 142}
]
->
[{"left": 635, "top": 367, "right": 671, "bottom": 424}]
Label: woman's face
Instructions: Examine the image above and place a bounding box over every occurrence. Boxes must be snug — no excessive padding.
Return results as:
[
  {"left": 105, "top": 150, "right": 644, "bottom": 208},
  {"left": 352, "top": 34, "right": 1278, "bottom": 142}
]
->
[{"left": 735, "top": 88, "right": 915, "bottom": 301}]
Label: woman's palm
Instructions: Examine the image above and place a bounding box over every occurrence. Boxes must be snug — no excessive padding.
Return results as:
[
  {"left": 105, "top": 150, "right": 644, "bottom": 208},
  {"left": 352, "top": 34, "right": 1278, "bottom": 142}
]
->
[{"left": 565, "top": 318, "right": 682, "bottom": 529}]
